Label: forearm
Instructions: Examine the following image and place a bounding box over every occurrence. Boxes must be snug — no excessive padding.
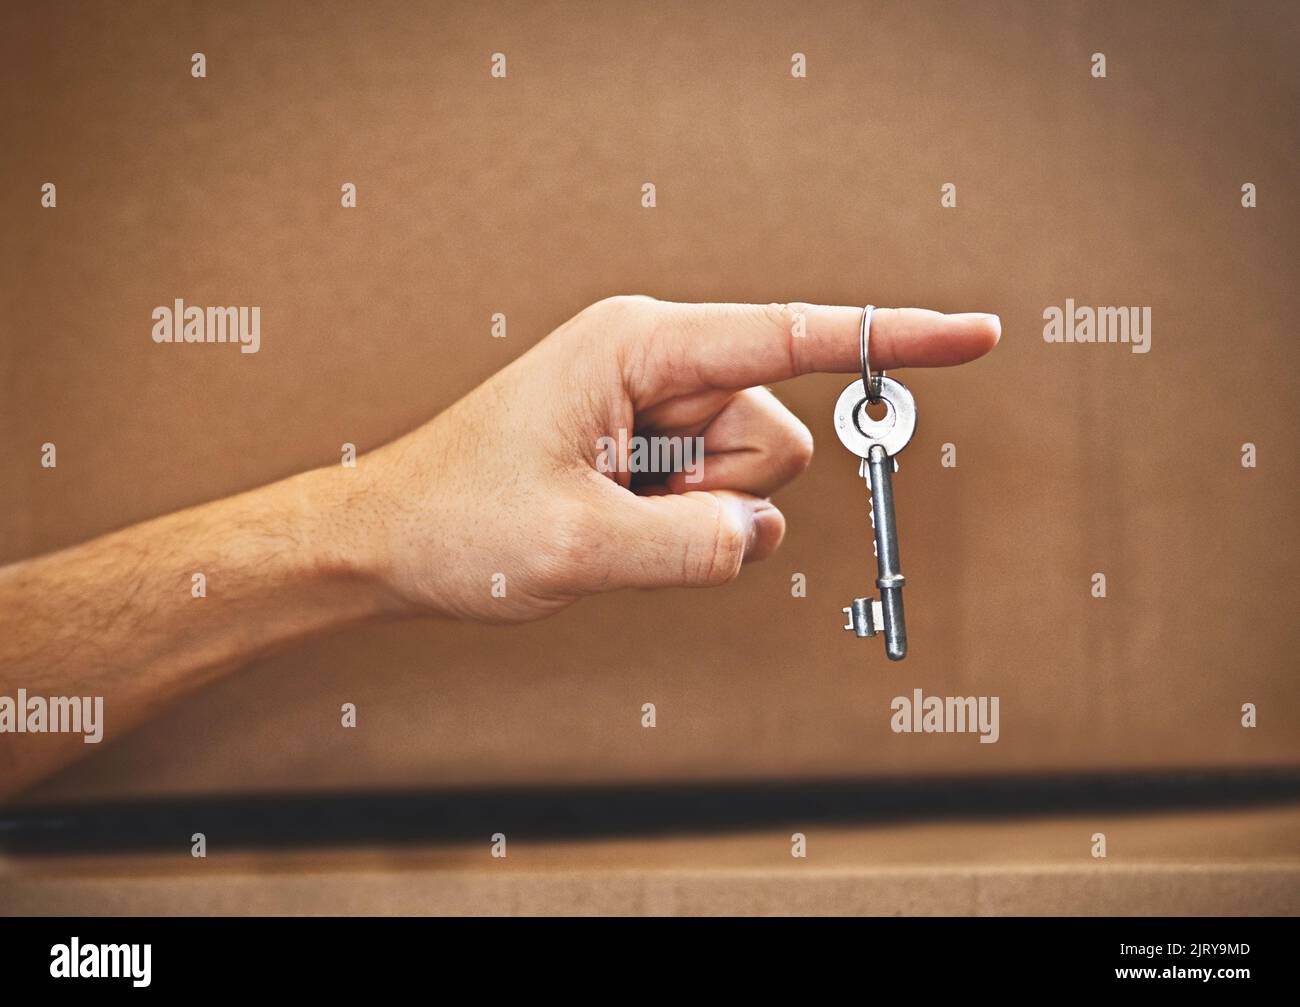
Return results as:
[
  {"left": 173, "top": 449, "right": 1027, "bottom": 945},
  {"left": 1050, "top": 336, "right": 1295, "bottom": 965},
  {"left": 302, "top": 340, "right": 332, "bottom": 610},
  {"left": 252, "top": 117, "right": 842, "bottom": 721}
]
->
[{"left": 0, "top": 465, "right": 394, "bottom": 799}]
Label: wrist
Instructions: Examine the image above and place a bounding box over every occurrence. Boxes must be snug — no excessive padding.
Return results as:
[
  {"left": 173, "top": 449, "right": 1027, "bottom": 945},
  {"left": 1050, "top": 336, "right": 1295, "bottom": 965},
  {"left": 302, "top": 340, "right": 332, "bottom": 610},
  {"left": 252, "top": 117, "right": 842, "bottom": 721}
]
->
[{"left": 288, "top": 463, "right": 413, "bottom": 620}]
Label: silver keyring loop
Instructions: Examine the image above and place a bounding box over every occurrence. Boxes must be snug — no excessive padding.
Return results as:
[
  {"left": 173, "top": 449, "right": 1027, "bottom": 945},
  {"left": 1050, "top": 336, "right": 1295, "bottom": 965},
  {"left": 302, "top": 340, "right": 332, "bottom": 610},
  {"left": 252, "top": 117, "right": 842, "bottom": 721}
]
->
[{"left": 860, "top": 304, "right": 884, "bottom": 404}]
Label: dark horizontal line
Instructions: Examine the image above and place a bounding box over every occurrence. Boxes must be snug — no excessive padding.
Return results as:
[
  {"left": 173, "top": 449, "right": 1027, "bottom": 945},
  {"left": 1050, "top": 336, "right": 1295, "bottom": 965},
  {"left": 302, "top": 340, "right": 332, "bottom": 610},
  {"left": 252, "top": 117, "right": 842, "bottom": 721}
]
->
[{"left": 2, "top": 768, "right": 1297, "bottom": 854}]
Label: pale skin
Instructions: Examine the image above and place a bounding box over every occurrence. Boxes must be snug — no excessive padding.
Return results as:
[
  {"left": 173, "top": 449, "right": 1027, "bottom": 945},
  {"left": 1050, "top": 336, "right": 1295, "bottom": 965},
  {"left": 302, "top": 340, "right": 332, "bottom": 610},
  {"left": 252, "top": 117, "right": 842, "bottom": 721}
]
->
[{"left": 0, "top": 297, "right": 999, "bottom": 798}]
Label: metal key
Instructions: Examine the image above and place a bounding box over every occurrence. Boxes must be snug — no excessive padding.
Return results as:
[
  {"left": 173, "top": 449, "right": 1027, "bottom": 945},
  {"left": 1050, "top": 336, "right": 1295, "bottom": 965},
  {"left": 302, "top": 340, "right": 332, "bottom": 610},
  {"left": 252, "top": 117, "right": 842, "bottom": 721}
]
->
[{"left": 833, "top": 307, "right": 916, "bottom": 661}]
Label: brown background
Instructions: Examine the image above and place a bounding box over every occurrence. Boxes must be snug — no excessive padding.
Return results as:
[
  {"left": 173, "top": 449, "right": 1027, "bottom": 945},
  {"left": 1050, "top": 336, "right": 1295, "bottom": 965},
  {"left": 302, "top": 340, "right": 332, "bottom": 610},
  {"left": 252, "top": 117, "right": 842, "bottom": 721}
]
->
[{"left": 1, "top": 0, "right": 1297, "bottom": 802}]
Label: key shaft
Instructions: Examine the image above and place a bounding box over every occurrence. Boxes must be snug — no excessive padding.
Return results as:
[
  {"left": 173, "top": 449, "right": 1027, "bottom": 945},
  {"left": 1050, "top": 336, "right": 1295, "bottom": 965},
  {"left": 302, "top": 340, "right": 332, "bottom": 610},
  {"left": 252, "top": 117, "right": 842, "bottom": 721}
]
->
[{"left": 866, "top": 444, "right": 907, "bottom": 661}]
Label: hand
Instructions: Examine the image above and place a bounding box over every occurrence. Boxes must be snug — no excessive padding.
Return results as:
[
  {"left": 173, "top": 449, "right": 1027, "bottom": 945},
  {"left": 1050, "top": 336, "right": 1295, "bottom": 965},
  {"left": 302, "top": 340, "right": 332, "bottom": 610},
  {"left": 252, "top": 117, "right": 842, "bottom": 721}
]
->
[{"left": 347, "top": 297, "right": 999, "bottom": 622}]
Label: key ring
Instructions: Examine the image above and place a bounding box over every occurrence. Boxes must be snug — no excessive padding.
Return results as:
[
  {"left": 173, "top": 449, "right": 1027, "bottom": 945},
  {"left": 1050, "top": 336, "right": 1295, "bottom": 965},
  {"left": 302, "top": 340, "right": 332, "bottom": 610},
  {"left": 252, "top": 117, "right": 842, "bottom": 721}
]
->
[{"left": 860, "top": 304, "right": 884, "bottom": 404}]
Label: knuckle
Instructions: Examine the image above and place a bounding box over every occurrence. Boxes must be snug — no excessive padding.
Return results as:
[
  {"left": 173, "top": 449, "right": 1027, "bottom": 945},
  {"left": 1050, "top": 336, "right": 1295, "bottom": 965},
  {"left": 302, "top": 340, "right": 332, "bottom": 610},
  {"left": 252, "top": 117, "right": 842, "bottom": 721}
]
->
[
  {"left": 781, "top": 418, "right": 816, "bottom": 477},
  {"left": 759, "top": 301, "right": 793, "bottom": 332},
  {"left": 759, "top": 301, "right": 809, "bottom": 375},
  {"left": 588, "top": 293, "right": 658, "bottom": 322},
  {"left": 761, "top": 301, "right": 813, "bottom": 330},
  {"left": 572, "top": 295, "right": 664, "bottom": 367},
  {"left": 612, "top": 293, "right": 660, "bottom": 309}
]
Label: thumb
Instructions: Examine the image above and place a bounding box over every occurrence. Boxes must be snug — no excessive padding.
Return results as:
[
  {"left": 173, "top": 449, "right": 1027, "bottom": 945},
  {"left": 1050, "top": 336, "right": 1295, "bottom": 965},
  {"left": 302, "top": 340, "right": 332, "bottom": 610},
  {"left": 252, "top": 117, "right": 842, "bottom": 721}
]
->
[{"left": 596, "top": 489, "right": 786, "bottom": 590}]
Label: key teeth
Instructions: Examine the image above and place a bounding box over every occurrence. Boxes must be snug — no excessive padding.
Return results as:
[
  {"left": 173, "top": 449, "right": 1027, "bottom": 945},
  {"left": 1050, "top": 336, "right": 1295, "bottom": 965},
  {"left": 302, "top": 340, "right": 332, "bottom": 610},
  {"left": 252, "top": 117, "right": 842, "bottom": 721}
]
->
[{"left": 842, "top": 598, "right": 884, "bottom": 638}]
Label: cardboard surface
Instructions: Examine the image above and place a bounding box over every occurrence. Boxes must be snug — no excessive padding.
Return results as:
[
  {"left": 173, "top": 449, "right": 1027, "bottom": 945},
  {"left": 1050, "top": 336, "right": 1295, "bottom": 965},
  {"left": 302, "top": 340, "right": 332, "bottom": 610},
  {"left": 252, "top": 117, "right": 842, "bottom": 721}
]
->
[
  {"left": 3, "top": 804, "right": 1297, "bottom": 915},
  {"left": 1, "top": 1, "right": 1297, "bottom": 800}
]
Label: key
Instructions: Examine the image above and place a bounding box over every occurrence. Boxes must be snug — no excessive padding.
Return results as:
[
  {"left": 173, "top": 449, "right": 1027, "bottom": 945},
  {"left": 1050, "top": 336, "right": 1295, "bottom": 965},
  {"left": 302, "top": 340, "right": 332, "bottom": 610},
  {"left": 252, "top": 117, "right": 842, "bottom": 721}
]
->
[{"left": 833, "top": 373, "right": 916, "bottom": 661}]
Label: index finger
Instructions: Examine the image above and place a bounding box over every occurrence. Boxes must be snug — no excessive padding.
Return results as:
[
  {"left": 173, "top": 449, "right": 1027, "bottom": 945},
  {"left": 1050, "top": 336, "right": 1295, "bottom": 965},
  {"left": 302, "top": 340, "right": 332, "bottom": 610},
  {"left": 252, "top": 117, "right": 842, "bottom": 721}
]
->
[{"left": 636, "top": 301, "right": 1001, "bottom": 397}]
